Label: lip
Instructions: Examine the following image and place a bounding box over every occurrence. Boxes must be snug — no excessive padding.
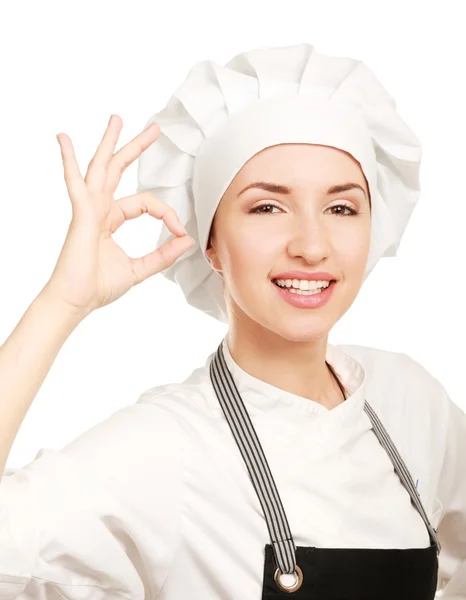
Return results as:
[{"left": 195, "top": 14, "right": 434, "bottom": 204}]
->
[
  {"left": 273, "top": 279, "right": 337, "bottom": 308},
  {"left": 271, "top": 270, "right": 337, "bottom": 281}
]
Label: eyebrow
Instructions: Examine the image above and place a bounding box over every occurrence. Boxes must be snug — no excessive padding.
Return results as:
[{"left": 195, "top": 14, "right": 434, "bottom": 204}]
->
[{"left": 238, "top": 181, "right": 368, "bottom": 199}]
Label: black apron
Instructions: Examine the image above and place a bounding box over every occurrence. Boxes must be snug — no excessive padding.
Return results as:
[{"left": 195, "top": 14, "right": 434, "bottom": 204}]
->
[{"left": 209, "top": 341, "right": 441, "bottom": 599}]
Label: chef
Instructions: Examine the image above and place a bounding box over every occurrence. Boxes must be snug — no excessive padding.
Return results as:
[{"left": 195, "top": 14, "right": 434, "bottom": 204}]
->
[{"left": 0, "top": 42, "right": 465, "bottom": 599}]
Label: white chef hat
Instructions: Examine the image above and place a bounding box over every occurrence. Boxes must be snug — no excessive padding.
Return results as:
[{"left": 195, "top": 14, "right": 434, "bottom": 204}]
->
[{"left": 136, "top": 43, "right": 422, "bottom": 324}]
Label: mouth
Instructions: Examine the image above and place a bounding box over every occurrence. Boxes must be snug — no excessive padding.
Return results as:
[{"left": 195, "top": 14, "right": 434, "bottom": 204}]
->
[
  {"left": 271, "top": 278, "right": 338, "bottom": 308},
  {"left": 271, "top": 279, "right": 337, "bottom": 294}
]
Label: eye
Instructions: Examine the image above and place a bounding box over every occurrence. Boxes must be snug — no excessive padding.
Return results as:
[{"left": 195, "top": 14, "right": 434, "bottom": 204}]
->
[
  {"left": 248, "top": 202, "right": 282, "bottom": 215},
  {"left": 326, "top": 203, "right": 360, "bottom": 217}
]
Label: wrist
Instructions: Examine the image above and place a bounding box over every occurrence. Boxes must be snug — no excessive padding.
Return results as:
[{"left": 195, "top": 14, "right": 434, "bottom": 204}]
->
[{"left": 37, "top": 285, "right": 91, "bottom": 326}]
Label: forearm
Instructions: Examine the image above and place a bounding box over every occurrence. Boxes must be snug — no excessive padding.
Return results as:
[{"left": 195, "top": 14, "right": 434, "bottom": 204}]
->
[{"left": 0, "top": 289, "right": 86, "bottom": 476}]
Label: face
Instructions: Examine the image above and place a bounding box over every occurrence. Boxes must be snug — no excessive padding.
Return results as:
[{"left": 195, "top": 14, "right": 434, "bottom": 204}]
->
[{"left": 205, "top": 143, "right": 372, "bottom": 342}]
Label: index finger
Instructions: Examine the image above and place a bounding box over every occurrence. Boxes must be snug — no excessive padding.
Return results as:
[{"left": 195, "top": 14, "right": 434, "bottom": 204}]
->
[{"left": 56, "top": 133, "right": 89, "bottom": 204}]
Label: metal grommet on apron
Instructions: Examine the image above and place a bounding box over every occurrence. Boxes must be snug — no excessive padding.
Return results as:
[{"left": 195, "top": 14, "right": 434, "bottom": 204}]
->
[
  {"left": 274, "top": 563, "right": 303, "bottom": 593},
  {"left": 209, "top": 342, "right": 441, "bottom": 599}
]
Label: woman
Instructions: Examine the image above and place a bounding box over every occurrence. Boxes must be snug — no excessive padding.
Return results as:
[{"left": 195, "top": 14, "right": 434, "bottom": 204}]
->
[{"left": 0, "top": 43, "right": 464, "bottom": 599}]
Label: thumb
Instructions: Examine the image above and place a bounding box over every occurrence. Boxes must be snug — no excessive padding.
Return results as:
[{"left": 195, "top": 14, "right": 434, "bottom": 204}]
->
[{"left": 130, "top": 235, "right": 195, "bottom": 285}]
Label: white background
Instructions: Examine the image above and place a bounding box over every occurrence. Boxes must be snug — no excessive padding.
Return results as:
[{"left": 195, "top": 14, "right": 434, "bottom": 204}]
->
[{"left": 1, "top": 0, "right": 464, "bottom": 469}]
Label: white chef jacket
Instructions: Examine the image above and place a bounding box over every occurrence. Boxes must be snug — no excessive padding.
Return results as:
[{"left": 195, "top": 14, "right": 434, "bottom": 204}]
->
[{"left": 0, "top": 338, "right": 465, "bottom": 599}]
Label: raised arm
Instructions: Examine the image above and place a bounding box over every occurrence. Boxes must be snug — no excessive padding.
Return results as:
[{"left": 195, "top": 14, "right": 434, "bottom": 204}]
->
[{"left": 0, "top": 114, "right": 194, "bottom": 477}]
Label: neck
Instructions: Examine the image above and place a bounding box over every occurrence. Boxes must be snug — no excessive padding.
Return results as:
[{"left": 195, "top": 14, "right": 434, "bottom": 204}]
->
[{"left": 226, "top": 326, "right": 345, "bottom": 406}]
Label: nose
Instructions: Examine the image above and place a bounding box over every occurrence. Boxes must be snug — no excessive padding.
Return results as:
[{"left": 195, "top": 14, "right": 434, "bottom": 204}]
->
[{"left": 286, "top": 216, "right": 331, "bottom": 264}]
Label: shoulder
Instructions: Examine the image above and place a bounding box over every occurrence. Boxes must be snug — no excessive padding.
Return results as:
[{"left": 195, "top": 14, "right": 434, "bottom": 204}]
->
[
  {"left": 336, "top": 342, "right": 452, "bottom": 446},
  {"left": 337, "top": 342, "right": 447, "bottom": 401},
  {"left": 337, "top": 342, "right": 424, "bottom": 374},
  {"left": 134, "top": 363, "right": 219, "bottom": 433},
  {"left": 337, "top": 342, "right": 452, "bottom": 456}
]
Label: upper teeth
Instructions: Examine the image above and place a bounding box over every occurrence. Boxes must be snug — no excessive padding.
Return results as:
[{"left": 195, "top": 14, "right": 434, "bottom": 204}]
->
[{"left": 274, "top": 279, "right": 331, "bottom": 290}]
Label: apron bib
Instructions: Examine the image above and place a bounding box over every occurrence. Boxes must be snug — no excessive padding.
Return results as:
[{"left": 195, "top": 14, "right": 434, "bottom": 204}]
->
[{"left": 209, "top": 342, "right": 441, "bottom": 599}]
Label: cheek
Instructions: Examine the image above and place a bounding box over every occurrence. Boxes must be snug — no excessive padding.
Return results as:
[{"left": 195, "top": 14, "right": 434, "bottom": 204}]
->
[
  {"left": 243, "top": 229, "right": 272, "bottom": 252},
  {"left": 226, "top": 230, "right": 274, "bottom": 279},
  {"left": 334, "top": 223, "right": 370, "bottom": 266}
]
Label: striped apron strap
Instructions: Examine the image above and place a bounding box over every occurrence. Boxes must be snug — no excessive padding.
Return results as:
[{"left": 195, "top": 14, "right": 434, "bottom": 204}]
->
[
  {"left": 209, "top": 341, "right": 297, "bottom": 574},
  {"left": 363, "top": 401, "right": 442, "bottom": 554}
]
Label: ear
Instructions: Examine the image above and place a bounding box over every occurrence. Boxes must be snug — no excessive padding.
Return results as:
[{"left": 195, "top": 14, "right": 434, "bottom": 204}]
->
[{"left": 205, "top": 246, "right": 223, "bottom": 273}]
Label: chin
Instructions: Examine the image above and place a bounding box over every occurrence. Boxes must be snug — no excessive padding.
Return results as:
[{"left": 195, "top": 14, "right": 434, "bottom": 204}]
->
[
  {"left": 280, "top": 327, "right": 331, "bottom": 343},
  {"left": 259, "top": 317, "right": 333, "bottom": 343}
]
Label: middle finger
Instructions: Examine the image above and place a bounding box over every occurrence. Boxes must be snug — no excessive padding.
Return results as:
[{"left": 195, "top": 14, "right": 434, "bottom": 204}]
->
[
  {"left": 106, "top": 121, "right": 160, "bottom": 193},
  {"left": 84, "top": 114, "right": 123, "bottom": 190}
]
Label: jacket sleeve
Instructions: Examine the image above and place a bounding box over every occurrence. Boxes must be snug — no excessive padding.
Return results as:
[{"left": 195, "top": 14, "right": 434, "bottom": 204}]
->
[
  {"left": 435, "top": 390, "right": 466, "bottom": 599},
  {"left": 0, "top": 398, "right": 186, "bottom": 599}
]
